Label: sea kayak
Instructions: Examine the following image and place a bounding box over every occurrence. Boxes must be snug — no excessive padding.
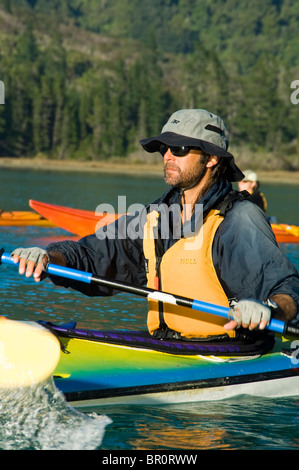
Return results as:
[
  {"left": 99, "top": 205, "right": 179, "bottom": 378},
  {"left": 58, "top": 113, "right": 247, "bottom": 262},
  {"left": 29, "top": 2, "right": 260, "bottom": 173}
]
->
[
  {"left": 29, "top": 199, "right": 299, "bottom": 243},
  {"left": 29, "top": 200, "right": 119, "bottom": 236},
  {"left": 47, "top": 322, "right": 299, "bottom": 409},
  {"left": 0, "top": 210, "right": 55, "bottom": 227}
]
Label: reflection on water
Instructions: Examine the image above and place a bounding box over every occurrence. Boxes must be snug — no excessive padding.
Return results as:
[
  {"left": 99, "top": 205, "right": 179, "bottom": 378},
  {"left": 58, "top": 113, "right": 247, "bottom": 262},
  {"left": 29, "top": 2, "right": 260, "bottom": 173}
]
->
[
  {"left": 130, "top": 421, "right": 230, "bottom": 450},
  {"left": 100, "top": 397, "right": 299, "bottom": 450}
]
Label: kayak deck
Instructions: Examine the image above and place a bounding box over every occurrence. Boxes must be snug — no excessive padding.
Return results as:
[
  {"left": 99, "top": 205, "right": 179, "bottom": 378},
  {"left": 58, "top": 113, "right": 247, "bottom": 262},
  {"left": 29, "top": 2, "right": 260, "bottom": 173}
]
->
[{"left": 50, "top": 325, "right": 299, "bottom": 409}]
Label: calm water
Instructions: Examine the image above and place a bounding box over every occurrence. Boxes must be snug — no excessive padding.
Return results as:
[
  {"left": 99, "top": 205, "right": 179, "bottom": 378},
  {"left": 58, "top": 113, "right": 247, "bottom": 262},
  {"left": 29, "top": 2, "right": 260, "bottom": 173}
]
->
[{"left": 0, "top": 166, "right": 299, "bottom": 450}]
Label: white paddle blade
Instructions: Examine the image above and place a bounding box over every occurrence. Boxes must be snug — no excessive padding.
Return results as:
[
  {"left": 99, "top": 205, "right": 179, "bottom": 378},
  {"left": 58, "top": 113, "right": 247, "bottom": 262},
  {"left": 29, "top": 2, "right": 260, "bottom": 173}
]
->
[{"left": 0, "top": 317, "right": 61, "bottom": 388}]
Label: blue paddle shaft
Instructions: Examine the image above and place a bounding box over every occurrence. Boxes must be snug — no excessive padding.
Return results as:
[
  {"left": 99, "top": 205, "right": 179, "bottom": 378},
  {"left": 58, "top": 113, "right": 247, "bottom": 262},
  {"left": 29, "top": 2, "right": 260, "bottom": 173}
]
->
[
  {"left": 48, "top": 265, "right": 93, "bottom": 283},
  {"left": 1, "top": 252, "right": 92, "bottom": 283},
  {"left": 1, "top": 251, "right": 286, "bottom": 335},
  {"left": 192, "top": 299, "right": 285, "bottom": 334}
]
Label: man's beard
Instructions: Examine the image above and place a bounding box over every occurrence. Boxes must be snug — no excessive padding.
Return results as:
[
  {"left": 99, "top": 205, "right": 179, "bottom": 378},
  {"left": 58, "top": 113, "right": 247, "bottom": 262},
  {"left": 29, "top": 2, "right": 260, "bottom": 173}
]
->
[{"left": 164, "top": 157, "right": 207, "bottom": 190}]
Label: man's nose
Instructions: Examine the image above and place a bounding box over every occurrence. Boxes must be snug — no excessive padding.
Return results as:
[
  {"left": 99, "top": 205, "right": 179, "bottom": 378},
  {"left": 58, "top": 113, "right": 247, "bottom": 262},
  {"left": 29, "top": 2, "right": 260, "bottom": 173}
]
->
[{"left": 164, "top": 148, "right": 175, "bottom": 161}]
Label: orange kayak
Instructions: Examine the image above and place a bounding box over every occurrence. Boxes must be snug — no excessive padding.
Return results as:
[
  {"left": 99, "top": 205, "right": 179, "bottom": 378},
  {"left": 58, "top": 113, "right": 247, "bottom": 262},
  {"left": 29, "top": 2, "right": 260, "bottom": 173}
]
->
[
  {"left": 271, "top": 223, "right": 299, "bottom": 244},
  {"left": 29, "top": 200, "right": 120, "bottom": 236},
  {"left": 0, "top": 210, "right": 55, "bottom": 227},
  {"left": 29, "top": 199, "right": 299, "bottom": 243}
]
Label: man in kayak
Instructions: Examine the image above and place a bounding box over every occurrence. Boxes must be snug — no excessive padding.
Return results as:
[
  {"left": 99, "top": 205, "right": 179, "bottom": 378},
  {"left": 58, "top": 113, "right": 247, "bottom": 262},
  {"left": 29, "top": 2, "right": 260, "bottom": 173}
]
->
[
  {"left": 12, "top": 109, "right": 299, "bottom": 339},
  {"left": 238, "top": 169, "right": 267, "bottom": 212}
]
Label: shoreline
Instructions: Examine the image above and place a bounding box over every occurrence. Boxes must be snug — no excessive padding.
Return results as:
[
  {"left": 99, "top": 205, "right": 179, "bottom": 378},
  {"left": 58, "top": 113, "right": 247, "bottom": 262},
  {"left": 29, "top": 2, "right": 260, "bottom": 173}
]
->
[
  {"left": 0, "top": 157, "right": 299, "bottom": 184},
  {"left": 0, "top": 157, "right": 164, "bottom": 177}
]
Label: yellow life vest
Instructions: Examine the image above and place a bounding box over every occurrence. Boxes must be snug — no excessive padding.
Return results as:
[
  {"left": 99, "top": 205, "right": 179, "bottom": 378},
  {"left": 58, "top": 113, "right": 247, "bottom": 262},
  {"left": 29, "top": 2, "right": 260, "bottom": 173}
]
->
[{"left": 143, "top": 208, "right": 235, "bottom": 339}]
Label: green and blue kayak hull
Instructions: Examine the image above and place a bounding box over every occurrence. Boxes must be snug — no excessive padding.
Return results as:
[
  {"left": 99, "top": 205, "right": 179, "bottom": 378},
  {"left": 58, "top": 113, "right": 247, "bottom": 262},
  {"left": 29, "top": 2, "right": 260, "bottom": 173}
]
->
[{"left": 50, "top": 325, "right": 299, "bottom": 409}]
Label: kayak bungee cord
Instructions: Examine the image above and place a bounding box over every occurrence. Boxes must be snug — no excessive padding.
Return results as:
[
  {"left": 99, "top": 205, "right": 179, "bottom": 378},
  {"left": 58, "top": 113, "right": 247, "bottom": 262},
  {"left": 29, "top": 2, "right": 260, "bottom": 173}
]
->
[{"left": 1, "top": 250, "right": 299, "bottom": 338}]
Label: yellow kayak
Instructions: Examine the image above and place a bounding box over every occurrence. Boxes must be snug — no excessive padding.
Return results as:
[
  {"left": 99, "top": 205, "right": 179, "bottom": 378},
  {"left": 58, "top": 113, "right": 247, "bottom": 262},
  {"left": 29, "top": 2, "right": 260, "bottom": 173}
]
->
[{"left": 0, "top": 210, "right": 55, "bottom": 227}]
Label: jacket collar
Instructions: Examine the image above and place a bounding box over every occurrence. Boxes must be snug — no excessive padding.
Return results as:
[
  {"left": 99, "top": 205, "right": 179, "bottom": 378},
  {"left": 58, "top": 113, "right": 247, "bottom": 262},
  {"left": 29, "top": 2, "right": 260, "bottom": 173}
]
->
[
  {"left": 163, "top": 179, "right": 232, "bottom": 214},
  {"left": 154, "top": 179, "right": 233, "bottom": 238}
]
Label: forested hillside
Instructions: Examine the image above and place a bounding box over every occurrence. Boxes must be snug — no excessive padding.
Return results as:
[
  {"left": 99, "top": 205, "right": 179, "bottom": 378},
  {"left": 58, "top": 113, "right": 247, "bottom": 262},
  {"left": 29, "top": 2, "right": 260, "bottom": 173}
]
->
[{"left": 0, "top": 0, "right": 298, "bottom": 170}]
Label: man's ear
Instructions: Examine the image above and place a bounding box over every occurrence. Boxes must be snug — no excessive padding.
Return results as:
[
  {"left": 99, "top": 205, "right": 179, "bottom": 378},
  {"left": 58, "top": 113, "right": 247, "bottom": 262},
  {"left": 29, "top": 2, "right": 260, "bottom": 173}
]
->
[{"left": 206, "top": 155, "right": 219, "bottom": 168}]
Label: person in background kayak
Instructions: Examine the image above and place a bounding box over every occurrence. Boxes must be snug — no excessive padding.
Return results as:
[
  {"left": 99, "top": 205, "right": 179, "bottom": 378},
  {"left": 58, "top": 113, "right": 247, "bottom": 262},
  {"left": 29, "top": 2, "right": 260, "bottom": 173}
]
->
[
  {"left": 238, "top": 169, "right": 267, "bottom": 213},
  {"left": 11, "top": 109, "right": 299, "bottom": 340}
]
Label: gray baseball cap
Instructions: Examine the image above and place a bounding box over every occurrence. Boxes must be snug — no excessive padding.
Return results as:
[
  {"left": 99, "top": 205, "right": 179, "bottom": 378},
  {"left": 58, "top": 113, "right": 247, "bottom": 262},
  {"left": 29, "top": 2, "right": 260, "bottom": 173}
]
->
[
  {"left": 242, "top": 169, "right": 258, "bottom": 182},
  {"left": 140, "top": 109, "right": 244, "bottom": 182}
]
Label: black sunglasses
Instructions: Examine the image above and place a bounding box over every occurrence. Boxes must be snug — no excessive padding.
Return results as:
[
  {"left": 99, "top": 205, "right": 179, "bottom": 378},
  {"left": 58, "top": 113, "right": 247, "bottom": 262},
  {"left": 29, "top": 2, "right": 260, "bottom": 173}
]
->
[{"left": 159, "top": 144, "right": 194, "bottom": 157}]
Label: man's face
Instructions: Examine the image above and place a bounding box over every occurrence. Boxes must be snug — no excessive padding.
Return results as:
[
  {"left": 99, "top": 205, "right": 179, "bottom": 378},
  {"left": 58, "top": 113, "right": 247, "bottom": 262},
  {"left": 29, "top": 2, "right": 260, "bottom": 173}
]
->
[
  {"left": 163, "top": 148, "right": 207, "bottom": 189},
  {"left": 238, "top": 180, "right": 256, "bottom": 194}
]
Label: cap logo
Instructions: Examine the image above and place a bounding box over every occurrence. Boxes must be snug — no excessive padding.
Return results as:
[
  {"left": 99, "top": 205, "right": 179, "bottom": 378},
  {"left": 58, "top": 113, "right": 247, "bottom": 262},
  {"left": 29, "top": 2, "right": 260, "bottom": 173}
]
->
[{"left": 171, "top": 119, "right": 180, "bottom": 124}]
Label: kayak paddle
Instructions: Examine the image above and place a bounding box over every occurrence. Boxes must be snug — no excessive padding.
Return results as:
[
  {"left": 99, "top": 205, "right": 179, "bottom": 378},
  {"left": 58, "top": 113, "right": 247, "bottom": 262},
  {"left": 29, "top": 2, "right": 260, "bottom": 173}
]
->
[
  {"left": 1, "top": 250, "right": 299, "bottom": 338},
  {"left": 0, "top": 316, "right": 61, "bottom": 388}
]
